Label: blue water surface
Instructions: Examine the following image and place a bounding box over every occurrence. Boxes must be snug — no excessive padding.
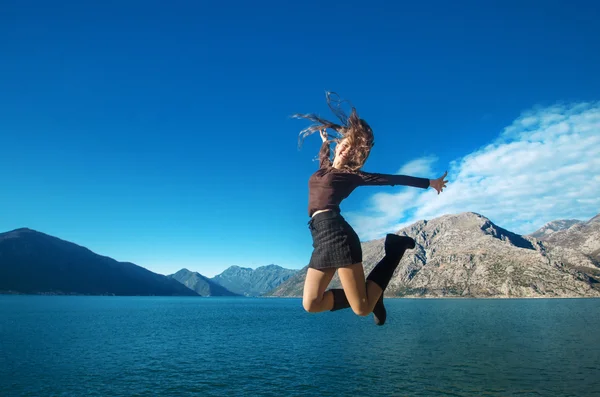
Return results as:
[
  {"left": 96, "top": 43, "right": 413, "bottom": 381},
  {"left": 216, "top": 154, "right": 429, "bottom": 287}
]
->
[{"left": 1, "top": 296, "right": 599, "bottom": 397}]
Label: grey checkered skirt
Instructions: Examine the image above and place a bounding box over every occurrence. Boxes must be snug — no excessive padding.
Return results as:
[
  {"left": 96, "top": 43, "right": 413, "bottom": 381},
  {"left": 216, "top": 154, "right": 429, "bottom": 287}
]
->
[{"left": 307, "top": 211, "right": 362, "bottom": 269}]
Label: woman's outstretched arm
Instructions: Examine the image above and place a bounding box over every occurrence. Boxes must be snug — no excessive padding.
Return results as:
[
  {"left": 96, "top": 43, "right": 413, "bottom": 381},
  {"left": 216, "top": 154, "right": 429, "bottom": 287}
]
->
[
  {"left": 356, "top": 170, "right": 430, "bottom": 189},
  {"left": 356, "top": 170, "right": 448, "bottom": 192}
]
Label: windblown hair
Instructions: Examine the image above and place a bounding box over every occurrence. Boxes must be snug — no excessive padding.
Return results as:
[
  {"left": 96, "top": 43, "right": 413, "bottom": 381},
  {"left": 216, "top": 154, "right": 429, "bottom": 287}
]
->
[{"left": 293, "top": 92, "right": 374, "bottom": 172}]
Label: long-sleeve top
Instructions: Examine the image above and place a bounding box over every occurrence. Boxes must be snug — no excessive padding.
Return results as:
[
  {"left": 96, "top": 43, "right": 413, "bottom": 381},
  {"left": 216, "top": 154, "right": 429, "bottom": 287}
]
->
[{"left": 308, "top": 141, "right": 430, "bottom": 217}]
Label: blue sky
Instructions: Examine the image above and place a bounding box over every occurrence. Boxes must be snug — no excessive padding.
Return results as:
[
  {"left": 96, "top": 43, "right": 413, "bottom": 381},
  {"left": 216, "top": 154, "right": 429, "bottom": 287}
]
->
[{"left": 1, "top": 0, "right": 599, "bottom": 277}]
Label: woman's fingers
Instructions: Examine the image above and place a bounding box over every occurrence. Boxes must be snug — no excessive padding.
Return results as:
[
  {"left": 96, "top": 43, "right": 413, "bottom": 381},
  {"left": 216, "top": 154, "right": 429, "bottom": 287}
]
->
[
  {"left": 320, "top": 128, "right": 328, "bottom": 141},
  {"left": 434, "top": 172, "right": 447, "bottom": 194},
  {"left": 429, "top": 171, "right": 448, "bottom": 195}
]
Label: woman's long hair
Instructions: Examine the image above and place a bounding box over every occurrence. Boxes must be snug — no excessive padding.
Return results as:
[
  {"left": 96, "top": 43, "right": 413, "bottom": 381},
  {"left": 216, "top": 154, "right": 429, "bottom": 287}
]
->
[{"left": 293, "top": 92, "right": 374, "bottom": 171}]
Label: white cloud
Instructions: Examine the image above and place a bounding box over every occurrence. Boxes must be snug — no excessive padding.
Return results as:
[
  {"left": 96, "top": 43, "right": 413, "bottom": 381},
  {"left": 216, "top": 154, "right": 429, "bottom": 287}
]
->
[
  {"left": 347, "top": 101, "right": 600, "bottom": 240},
  {"left": 397, "top": 155, "right": 438, "bottom": 176}
]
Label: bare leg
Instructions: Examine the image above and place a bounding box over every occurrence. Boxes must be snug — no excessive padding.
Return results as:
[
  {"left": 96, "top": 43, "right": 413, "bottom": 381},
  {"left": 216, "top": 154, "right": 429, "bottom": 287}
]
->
[
  {"left": 302, "top": 267, "right": 336, "bottom": 313},
  {"left": 337, "top": 263, "right": 383, "bottom": 316}
]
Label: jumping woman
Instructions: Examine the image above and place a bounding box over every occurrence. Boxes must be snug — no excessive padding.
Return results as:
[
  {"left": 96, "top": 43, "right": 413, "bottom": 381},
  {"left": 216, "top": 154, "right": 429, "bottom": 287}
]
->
[{"left": 295, "top": 92, "right": 448, "bottom": 325}]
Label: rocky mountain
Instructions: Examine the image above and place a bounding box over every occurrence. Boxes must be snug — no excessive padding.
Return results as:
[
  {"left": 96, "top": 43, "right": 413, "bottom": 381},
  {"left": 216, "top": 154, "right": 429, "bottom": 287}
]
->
[
  {"left": 533, "top": 214, "right": 599, "bottom": 250},
  {"left": 0, "top": 228, "right": 198, "bottom": 296},
  {"left": 528, "top": 219, "right": 583, "bottom": 240},
  {"left": 266, "top": 212, "right": 600, "bottom": 298},
  {"left": 534, "top": 214, "right": 600, "bottom": 270},
  {"left": 169, "top": 268, "right": 239, "bottom": 296},
  {"left": 211, "top": 264, "right": 297, "bottom": 296}
]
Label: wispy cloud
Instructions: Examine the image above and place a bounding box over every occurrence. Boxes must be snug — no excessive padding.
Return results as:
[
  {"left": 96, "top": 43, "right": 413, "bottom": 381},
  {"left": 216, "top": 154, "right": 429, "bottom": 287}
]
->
[
  {"left": 397, "top": 155, "right": 438, "bottom": 176},
  {"left": 347, "top": 102, "right": 600, "bottom": 240}
]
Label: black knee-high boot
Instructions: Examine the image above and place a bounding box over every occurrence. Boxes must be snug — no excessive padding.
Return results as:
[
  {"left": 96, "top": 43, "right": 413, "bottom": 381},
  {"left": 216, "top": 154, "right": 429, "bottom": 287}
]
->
[
  {"left": 329, "top": 288, "right": 351, "bottom": 311},
  {"left": 367, "top": 234, "right": 415, "bottom": 325}
]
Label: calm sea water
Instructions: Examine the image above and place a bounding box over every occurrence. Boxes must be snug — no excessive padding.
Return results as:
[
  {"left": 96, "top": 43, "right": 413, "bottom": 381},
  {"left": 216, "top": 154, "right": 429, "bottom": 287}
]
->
[{"left": 1, "top": 296, "right": 599, "bottom": 397}]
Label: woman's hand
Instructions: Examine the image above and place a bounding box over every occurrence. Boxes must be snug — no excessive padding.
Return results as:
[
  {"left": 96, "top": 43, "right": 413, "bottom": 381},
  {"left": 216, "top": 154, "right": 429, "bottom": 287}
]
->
[
  {"left": 320, "top": 128, "right": 328, "bottom": 143},
  {"left": 430, "top": 171, "right": 448, "bottom": 194}
]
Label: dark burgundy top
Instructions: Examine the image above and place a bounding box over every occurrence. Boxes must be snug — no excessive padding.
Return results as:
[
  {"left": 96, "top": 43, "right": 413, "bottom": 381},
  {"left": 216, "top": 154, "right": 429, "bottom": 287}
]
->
[{"left": 308, "top": 141, "right": 430, "bottom": 217}]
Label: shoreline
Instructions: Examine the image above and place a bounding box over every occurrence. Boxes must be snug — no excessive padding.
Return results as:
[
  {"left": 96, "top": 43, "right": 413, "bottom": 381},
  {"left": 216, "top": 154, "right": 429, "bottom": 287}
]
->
[{"left": 2, "top": 292, "right": 600, "bottom": 299}]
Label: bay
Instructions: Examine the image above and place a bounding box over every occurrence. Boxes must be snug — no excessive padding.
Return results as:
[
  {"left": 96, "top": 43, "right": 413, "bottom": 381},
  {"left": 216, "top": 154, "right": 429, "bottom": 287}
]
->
[{"left": 1, "top": 296, "right": 599, "bottom": 396}]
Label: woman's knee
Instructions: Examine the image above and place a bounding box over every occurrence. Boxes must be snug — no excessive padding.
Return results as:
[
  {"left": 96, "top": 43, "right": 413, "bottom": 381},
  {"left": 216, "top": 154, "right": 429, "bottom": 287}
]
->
[
  {"left": 302, "top": 297, "right": 321, "bottom": 313},
  {"left": 349, "top": 300, "right": 371, "bottom": 317}
]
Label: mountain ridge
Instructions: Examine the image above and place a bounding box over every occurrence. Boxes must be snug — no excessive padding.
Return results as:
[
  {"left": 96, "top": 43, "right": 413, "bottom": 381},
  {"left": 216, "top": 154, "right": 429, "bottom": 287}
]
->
[
  {"left": 0, "top": 228, "right": 198, "bottom": 296},
  {"left": 528, "top": 219, "right": 583, "bottom": 240},
  {"left": 168, "top": 268, "right": 239, "bottom": 296},
  {"left": 267, "top": 212, "right": 600, "bottom": 298},
  {"left": 4, "top": 212, "right": 598, "bottom": 298},
  {"left": 210, "top": 264, "right": 297, "bottom": 296}
]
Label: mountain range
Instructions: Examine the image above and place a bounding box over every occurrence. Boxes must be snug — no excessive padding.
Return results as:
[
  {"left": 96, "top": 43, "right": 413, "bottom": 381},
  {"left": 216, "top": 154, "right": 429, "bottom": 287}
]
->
[
  {"left": 267, "top": 212, "right": 600, "bottom": 298},
  {"left": 2, "top": 212, "right": 598, "bottom": 298},
  {"left": 0, "top": 228, "right": 297, "bottom": 296},
  {"left": 165, "top": 265, "right": 296, "bottom": 297},
  {"left": 0, "top": 228, "right": 197, "bottom": 296},
  {"left": 527, "top": 219, "right": 583, "bottom": 240},
  {"left": 532, "top": 214, "right": 600, "bottom": 264},
  {"left": 209, "top": 264, "right": 297, "bottom": 296},
  {"left": 168, "top": 268, "right": 239, "bottom": 296}
]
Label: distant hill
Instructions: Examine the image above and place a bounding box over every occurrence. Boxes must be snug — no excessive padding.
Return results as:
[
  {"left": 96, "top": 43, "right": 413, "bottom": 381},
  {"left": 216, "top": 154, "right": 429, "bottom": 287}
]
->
[
  {"left": 531, "top": 214, "right": 599, "bottom": 250},
  {"left": 0, "top": 228, "right": 198, "bottom": 296},
  {"left": 211, "top": 264, "right": 297, "bottom": 296},
  {"left": 528, "top": 219, "right": 583, "bottom": 240},
  {"left": 169, "top": 269, "right": 239, "bottom": 296},
  {"left": 533, "top": 214, "right": 600, "bottom": 271},
  {"left": 267, "top": 212, "right": 600, "bottom": 298}
]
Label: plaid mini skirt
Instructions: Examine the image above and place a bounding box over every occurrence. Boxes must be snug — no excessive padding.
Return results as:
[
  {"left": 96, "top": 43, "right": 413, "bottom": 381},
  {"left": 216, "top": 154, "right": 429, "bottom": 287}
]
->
[{"left": 307, "top": 211, "right": 362, "bottom": 269}]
